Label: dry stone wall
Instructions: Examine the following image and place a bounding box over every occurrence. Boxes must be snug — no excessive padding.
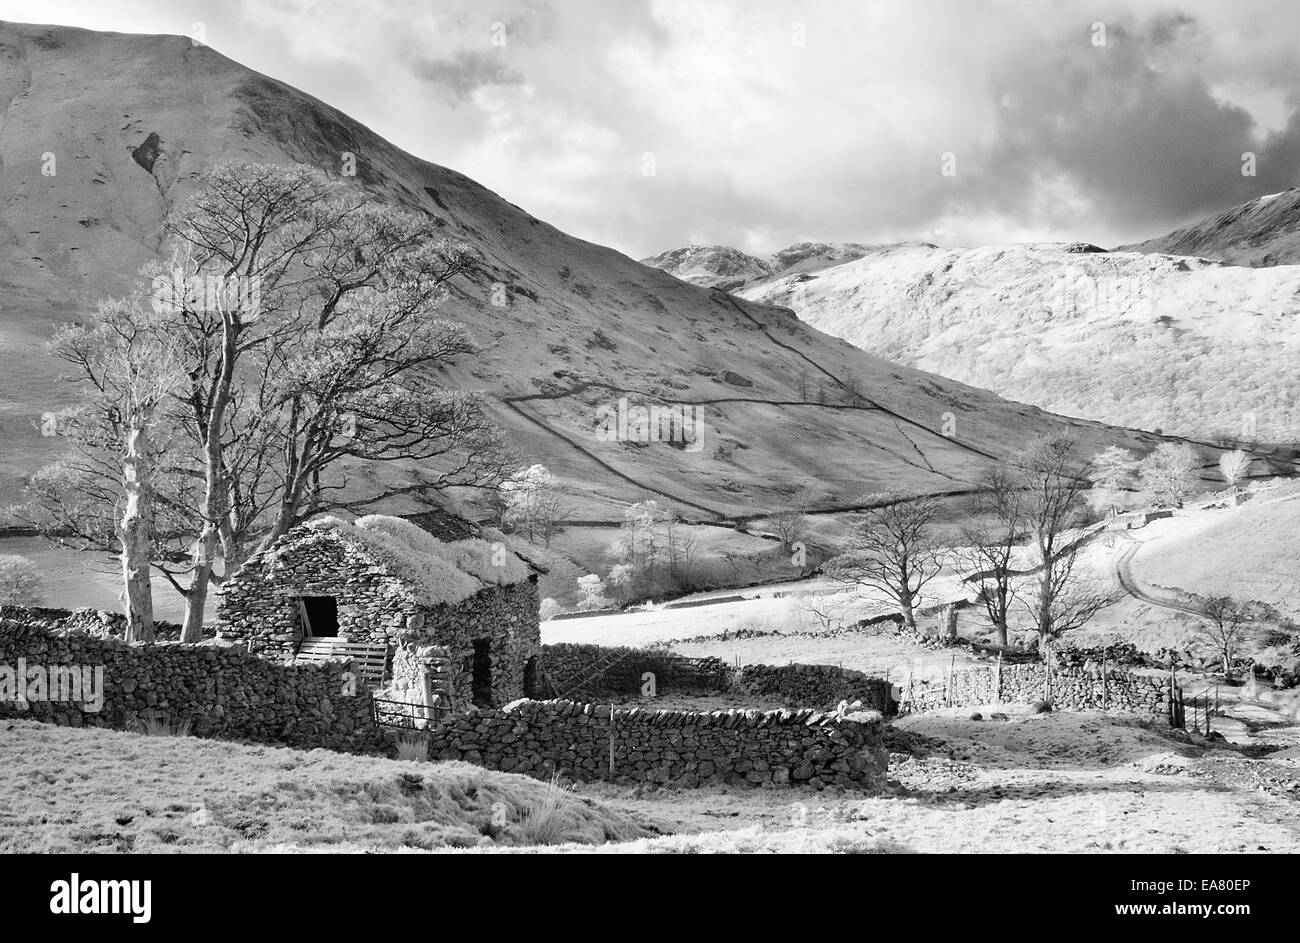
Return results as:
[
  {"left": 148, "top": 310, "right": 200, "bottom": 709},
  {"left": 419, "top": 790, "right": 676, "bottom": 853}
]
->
[
  {"left": 734, "top": 663, "right": 894, "bottom": 713},
  {"left": 0, "top": 605, "right": 193, "bottom": 641},
  {"left": 904, "top": 662, "right": 1172, "bottom": 716},
  {"left": 0, "top": 618, "right": 385, "bottom": 753},
  {"left": 427, "top": 698, "right": 889, "bottom": 788},
  {"left": 526, "top": 643, "right": 731, "bottom": 699}
]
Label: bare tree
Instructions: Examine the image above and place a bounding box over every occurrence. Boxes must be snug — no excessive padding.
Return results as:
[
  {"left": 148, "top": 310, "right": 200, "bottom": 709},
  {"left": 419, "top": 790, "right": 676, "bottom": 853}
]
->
[
  {"left": 1017, "top": 436, "right": 1118, "bottom": 651},
  {"left": 1088, "top": 445, "right": 1137, "bottom": 516},
  {"left": 1218, "top": 449, "right": 1252, "bottom": 492},
  {"left": 28, "top": 162, "right": 510, "bottom": 642},
  {"left": 501, "top": 465, "right": 567, "bottom": 545},
  {"left": 38, "top": 291, "right": 185, "bottom": 641},
  {"left": 1194, "top": 595, "right": 1256, "bottom": 677},
  {"left": 955, "top": 467, "right": 1025, "bottom": 646},
  {"left": 1139, "top": 441, "right": 1200, "bottom": 507},
  {"left": 825, "top": 493, "right": 944, "bottom": 628},
  {"left": 769, "top": 486, "right": 812, "bottom": 552}
]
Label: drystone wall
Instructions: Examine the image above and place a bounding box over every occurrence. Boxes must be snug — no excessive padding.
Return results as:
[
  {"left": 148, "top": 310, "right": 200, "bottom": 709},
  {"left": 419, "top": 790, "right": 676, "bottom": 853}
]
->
[
  {"left": 0, "top": 605, "right": 191, "bottom": 641},
  {"left": 734, "top": 663, "right": 894, "bottom": 713},
  {"left": 0, "top": 618, "right": 385, "bottom": 752},
  {"left": 427, "top": 698, "right": 889, "bottom": 788},
  {"left": 525, "top": 643, "right": 731, "bottom": 699},
  {"left": 903, "top": 662, "right": 1173, "bottom": 716}
]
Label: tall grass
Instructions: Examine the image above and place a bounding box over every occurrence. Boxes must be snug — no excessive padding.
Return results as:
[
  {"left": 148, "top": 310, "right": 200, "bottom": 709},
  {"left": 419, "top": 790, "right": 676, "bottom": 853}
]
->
[
  {"left": 394, "top": 732, "right": 428, "bottom": 761},
  {"left": 517, "top": 773, "right": 576, "bottom": 846},
  {"left": 136, "top": 710, "right": 192, "bottom": 737}
]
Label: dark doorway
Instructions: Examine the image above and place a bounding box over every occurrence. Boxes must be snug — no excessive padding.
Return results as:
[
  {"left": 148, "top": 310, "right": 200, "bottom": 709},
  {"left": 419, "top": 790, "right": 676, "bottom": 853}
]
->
[
  {"left": 299, "top": 596, "right": 339, "bottom": 638},
  {"left": 471, "top": 639, "right": 492, "bottom": 707}
]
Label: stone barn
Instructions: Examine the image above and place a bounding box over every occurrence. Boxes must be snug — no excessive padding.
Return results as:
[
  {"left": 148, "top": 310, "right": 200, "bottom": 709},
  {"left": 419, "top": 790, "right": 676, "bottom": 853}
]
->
[{"left": 216, "top": 513, "right": 540, "bottom": 712}]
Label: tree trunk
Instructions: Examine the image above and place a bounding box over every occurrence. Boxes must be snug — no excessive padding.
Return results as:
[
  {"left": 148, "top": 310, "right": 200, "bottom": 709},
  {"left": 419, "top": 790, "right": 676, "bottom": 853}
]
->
[
  {"left": 899, "top": 593, "right": 915, "bottom": 629},
  {"left": 119, "top": 423, "right": 155, "bottom": 644},
  {"left": 993, "top": 618, "right": 1008, "bottom": 648}
]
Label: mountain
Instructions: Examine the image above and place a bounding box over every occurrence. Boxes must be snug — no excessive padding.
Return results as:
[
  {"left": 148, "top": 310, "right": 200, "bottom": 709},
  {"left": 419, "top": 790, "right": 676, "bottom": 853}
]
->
[
  {"left": 1119, "top": 188, "right": 1300, "bottom": 267},
  {"left": 0, "top": 21, "right": 1201, "bottom": 536},
  {"left": 735, "top": 242, "right": 1300, "bottom": 445},
  {"left": 640, "top": 241, "right": 887, "bottom": 292}
]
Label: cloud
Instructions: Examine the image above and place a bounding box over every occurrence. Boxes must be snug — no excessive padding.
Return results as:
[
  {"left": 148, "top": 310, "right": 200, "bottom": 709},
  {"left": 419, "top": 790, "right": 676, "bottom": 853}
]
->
[
  {"left": 412, "top": 50, "right": 524, "bottom": 101},
  {"left": 2, "top": 0, "right": 1299, "bottom": 256}
]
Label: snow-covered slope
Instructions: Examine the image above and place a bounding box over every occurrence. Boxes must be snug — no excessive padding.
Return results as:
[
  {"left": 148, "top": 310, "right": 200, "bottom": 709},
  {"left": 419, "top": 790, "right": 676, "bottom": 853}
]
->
[
  {"left": 739, "top": 243, "right": 1300, "bottom": 441},
  {"left": 1119, "top": 188, "right": 1300, "bottom": 267},
  {"left": 641, "top": 241, "right": 888, "bottom": 292}
]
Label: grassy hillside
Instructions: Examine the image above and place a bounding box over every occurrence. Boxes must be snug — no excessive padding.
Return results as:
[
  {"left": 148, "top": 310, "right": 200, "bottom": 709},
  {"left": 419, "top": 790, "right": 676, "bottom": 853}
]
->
[
  {"left": 0, "top": 720, "right": 654, "bottom": 852},
  {"left": 1119, "top": 188, "right": 1300, "bottom": 268},
  {"left": 0, "top": 20, "right": 1193, "bottom": 534}
]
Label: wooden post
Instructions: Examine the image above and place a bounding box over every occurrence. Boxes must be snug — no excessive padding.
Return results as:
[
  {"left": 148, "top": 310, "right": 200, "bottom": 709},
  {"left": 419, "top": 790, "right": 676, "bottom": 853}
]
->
[
  {"left": 1101, "top": 655, "right": 1108, "bottom": 710},
  {"left": 994, "top": 652, "right": 1003, "bottom": 704},
  {"left": 948, "top": 654, "right": 956, "bottom": 706},
  {"left": 609, "top": 703, "right": 616, "bottom": 776}
]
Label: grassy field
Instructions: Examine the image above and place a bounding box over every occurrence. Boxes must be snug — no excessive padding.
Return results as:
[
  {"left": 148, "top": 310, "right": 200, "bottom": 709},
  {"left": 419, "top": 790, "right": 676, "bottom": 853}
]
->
[
  {"left": 0, "top": 721, "right": 656, "bottom": 853},
  {"left": 8, "top": 705, "right": 1300, "bottom": 854}
]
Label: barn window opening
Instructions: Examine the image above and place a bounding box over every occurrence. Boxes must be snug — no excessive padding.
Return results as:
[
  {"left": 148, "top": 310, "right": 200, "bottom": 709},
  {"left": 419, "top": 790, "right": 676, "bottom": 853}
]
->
[
  {"left": 299, "top": 596, "right": 339, "bottom": 638},
  {"left": 471, "top": 639, "right": 492, "bottom": 707}
]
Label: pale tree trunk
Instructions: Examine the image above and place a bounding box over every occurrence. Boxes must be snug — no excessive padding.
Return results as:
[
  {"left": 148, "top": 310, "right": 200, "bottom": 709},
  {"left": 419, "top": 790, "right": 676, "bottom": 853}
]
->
[
  {"left": 182, "top": 324, "right": 239, "bottom": 644},
  {"left": 898, "top": 589, "right": 916, "bottom": 629},
  {"left": 120, "top": 423, "right": 155, "bottom": 644}
]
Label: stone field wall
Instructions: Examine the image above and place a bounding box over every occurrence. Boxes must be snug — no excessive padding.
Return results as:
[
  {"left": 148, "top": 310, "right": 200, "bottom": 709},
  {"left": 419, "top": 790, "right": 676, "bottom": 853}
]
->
[
  {"left": 0, "top": 617, "right": 385, "bottom": 753},
  {"left": 426, "top": 698, "right": 889, "bottom": 788},
  {"left": 903, "top": 662, "right": 1173, "bottom": 716}
]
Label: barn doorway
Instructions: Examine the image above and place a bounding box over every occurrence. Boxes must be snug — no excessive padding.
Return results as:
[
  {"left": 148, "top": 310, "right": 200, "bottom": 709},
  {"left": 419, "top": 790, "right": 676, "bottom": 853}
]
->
[
  {"left": 471, "top": 639, "right": 492, "bottom": 707},
  {"left": 299, "top": 596, "right": 339, "bottom": 638}
]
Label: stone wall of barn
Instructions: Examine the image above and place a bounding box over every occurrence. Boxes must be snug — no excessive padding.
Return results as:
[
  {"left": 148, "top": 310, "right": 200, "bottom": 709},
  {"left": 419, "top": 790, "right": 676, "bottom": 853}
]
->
[
  {"left": 216, "top": 527, "right": 420, "bottom": 656},
  {"left": 215, "top": 528, "right": 540, "bottom": 710}
]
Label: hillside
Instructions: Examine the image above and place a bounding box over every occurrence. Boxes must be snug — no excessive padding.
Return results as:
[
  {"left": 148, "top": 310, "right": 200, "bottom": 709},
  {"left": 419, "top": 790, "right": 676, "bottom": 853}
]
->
[
  {"left": 1119, "top": 188, "right": 1300, "bottom": 267},
  {"left": 640, "top": 241, "right": 888, "bottom": 292},
  {"left": 0, "top": 20, "right": 1187, "bottom": 535},
  {"left": 731, "top": 243, "right": 1300, "bottom": 445}
]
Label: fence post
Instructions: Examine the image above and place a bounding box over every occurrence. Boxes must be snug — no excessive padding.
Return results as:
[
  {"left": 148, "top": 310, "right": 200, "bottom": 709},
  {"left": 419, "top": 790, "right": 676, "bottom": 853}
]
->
[
  {"left": 609, "top": 703, "right": 616, "bottom": 776},
  {"left": 995, "top": 652, "right": 1002, "bottom": 704},
  {"left": 1102, "top": 655, "right": 1108, "bottom": 710},
  {"left": 949, "top": 654, "right": 956, "bottom": 706}
]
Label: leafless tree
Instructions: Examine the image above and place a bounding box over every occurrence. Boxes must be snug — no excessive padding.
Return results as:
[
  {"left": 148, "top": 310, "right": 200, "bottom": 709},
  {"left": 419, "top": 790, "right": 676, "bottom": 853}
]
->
[
  {"left": 35, "top": 291, "right": 186, "bottom": 641},
  {"left": 27, "top": 162, "right": 511, "bottom": 641},
  {"left": 1218, "top": 449, "right": 1252, "bottom": 491},
  {"left": 825, "top": 493, "right": 944, "bottom": 628},
  {"left": 1016, "top": 436, "right": 1119, "bottom": 651},
  {"left": 1139, "top": 441, "right": 1201, "bottom": 507},
  {"left": 769, "top": 486, "right": 812, "bottom": 552},
  {"left": 955, "top": 467, "right": 1025, "bottom": 646},
  {"left": 1194, "top": 595, "right": 1256, "bottom": 677}
]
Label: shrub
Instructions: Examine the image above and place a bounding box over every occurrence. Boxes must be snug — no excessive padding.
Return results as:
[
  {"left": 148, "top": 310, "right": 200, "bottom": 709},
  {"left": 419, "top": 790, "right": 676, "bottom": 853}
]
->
[{"left": 0, "top": 555, "right": 42, "bottom": 607}]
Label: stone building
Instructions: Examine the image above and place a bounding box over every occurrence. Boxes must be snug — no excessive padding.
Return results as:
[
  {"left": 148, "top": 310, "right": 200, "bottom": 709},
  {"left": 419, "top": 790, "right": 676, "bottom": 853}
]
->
[{"left": 215, "top": 512, "right": 540, "bottom": 712}]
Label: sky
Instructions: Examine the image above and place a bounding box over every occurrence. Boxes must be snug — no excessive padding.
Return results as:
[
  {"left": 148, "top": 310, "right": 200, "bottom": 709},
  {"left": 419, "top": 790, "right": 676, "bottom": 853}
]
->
[{"left": 2, "top": 0, "right": 1299, "bottom": 259}]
